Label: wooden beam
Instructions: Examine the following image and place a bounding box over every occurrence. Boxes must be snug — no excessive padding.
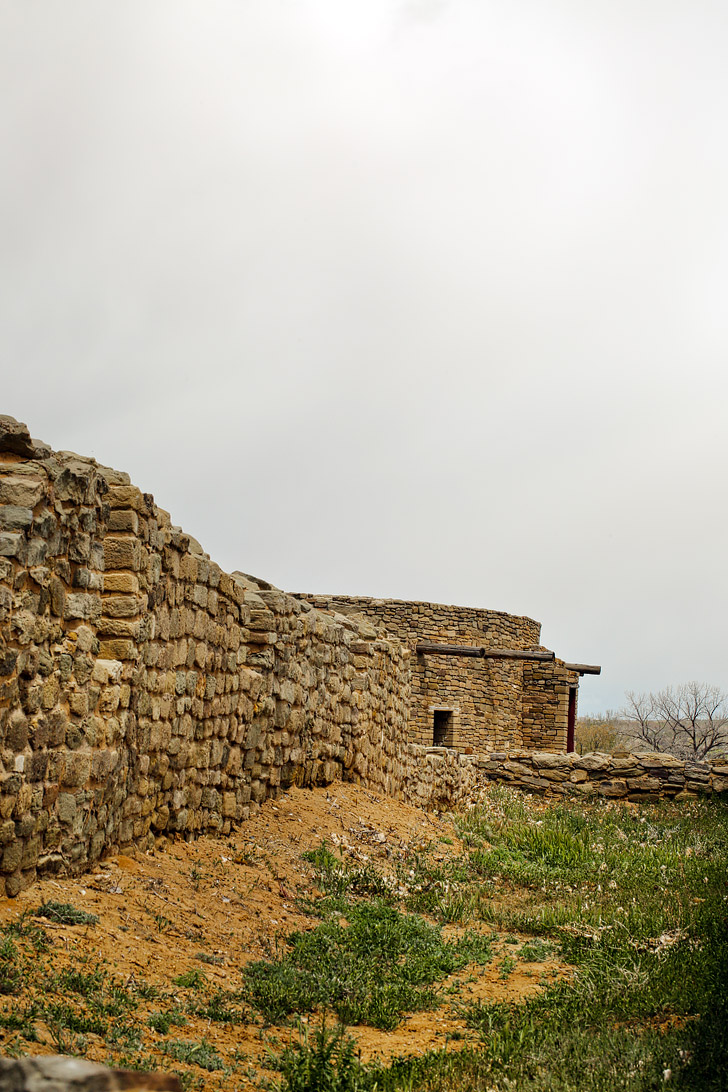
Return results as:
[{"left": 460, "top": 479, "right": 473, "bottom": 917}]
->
[
  {"left": 415, "top": 642, "right": 555, "bottom": 662},
  {"left": 484, "top": 649, "right": 555, "bottom": 662},
  {"left": 416, "top": 643, "right": 483, "bottom": 657},
  {"left": 563, "top": 662, "right": 602, "bottom": 675}
]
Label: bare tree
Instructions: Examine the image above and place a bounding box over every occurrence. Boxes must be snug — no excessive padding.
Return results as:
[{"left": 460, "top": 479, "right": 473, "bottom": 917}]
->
[{"left": 623, "top": 683, "right": 728, "bottom": 761}]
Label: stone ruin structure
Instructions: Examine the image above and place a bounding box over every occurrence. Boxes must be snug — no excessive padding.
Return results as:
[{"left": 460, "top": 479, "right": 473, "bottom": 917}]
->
[
  {"left": 0, "top": 414, "right": 724, "bottom": 899},
  {"left": 299, "top": 596, "right": 592, "bottom": 753}
]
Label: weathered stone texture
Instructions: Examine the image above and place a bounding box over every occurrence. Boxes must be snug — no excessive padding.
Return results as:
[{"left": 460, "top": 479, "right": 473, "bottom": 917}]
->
[
  {"left": 0, "top": 423, "right": 413, "bottom": 893},
  {"left": 0, "top": 1053, "right": 181, "bottom": 1090},
  {"left": 299, "top": 596, "right": 578, "bottom": 753},
  {"left": 0, "top": 418, "right": 724, "bottom": 898}
]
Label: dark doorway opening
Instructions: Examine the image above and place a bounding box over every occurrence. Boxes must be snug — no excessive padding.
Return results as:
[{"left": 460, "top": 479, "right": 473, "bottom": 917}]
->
[
  {"left": 567, "top": 687, "right": 577, "bottom": 753},
  {"left": 433, "top": 709, "right": 454, "bottom": 747}
]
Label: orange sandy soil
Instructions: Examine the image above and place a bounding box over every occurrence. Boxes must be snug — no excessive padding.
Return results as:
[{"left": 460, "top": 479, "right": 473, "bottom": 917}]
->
[{"left": 0, "top": 784, "right": 571, "bottom": 1089}]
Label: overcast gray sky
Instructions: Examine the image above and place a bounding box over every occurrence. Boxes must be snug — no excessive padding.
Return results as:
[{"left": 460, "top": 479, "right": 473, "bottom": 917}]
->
[{"left": 2, "top": 1, "right": 727, "bottom": 714}]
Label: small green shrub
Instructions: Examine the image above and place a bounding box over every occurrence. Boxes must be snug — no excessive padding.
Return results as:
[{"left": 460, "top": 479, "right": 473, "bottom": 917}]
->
[
  {"left": 36, "top": 902, "right": 99, "bottom": 926},
  {"left": 173, "top": 969, "right": 206, "bottom": 989},
  {"left": 162, "top": 1037, "right": 225, "bottom": 1072},
  {"left": 0, "top": 937, "right": 22, "bottom": 995},
  {"left": 148, "top": 1008, "right": 187, "bottom": 1034},
  {"left": 188, "top": 989, "right": 248, "bottom": 1025},
  {"left": 245, "top": 899, "right": 491, "bottom": 1030},
  {"left": 268, "top": 1020, "right": 371, "bottom": 1092},
  {"left": 519, "top": 938, "right": 554, "bottom": 962}
]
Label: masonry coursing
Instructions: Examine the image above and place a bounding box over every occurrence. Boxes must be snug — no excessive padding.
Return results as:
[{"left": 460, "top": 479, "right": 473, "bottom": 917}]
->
[
  {"left": 0, "top": 416, "right": 412, "bottom": 895},
  {"left": 0, "top": 416, "right": 725, "bottom": 897},
  {"left": 300, "top": 596, "right": 579, "bottom": 752}
]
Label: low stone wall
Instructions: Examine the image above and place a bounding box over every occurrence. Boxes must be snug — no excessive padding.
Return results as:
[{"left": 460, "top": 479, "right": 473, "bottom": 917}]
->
[{"left": 422, "top": 747, "right": 728, "bottom": 803}]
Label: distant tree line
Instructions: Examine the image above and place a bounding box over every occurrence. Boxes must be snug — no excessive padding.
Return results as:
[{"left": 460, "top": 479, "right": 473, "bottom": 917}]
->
[{"left": 576, "top": 682, "right": 728, "bottom": 762}]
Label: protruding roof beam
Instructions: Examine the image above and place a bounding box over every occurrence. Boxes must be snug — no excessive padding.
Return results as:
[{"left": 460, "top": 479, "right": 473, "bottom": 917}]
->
[{"left": 415, "top": 643, "right": 555, "bottom": 662}]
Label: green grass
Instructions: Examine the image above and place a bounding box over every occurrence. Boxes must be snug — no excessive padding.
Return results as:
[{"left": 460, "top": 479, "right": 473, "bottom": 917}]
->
[
  {"left": 0, "top": 786, "right": 725, "bottom": 1090},
  {"left": 36, "top": 901, "right": 99, "bottom": 926},
  {"left": 244, "top": 899, "right": 492, "bottom": 1029},
  {"left": 262, "top": 787, "right": 728, "bottom": 1091},
  {"left": 0, "top": 913, "right": 252, "bottom": 1074},
  {"left": 161, "top": 1037, "right": 226, "bottom": 1072}
]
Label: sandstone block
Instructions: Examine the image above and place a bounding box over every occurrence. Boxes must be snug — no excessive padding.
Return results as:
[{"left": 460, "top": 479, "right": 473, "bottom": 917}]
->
[
  {"left": 98, "top": 616, "right": 139, "bottom": 638},
  {"left": 103, "top": 572, "right": 139, "bottom": 594},
  {"left": 107, "top": 484, "right": 144, "bottom": 510},
  {"left": 63, "top": 593, "right": 101, "bottom": 622},
  {"left": 108, "top": 509, "right": 139, "bottom": 533},
  {"left": 626, "top": 776, "right": 662, "bottom": 792},
  {"left": 0, "top": 416, "right": 39, "bottom": 457},
  {"left": 104, "top": 537, "right": 141, "bottom": 571},
  {"left": 634, "top": 752, "right": 684, "bottom": 767},
  {"left": 102, "top": 594, "right": 143, "bottom": 619},
  {"left": 0, "top": 472, "right": 46, "bottom": 507},
  {"left": 0, "top": 505, "right": 33, "bottom": 532},
  {"left": 6, "top": 710, "right": 28, "bottom": 752},
  {"left": 577, "top": 753, "right": 612, "bottom": 772},
  {"left": 530, "top": 751, "right": 573, "bottom": 768},
  {"left": 92, "top": 658, "right": 123, "bottom": 685},
  {"left": 1, "top": 840, "right": 22, "bottom": 874},
  {"left": 99, "top": 639, "right": 136, "bottom": 660},
  {"left": 596, "top": 779, "right": 628, "bottom": 797}
]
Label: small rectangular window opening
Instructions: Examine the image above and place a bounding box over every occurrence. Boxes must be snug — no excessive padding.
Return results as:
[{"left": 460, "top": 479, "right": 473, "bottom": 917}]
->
[{"left": 433, "top": 709, "right": 454, "bottom": 747}]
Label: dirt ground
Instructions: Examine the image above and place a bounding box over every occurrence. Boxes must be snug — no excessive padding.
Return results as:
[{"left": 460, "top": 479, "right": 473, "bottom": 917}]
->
[{"left": 0, "top": 783, "right": 571, "bottom": 1088}]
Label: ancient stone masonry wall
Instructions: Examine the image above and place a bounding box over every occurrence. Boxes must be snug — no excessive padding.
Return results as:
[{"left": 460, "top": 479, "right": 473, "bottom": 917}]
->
[
  {"left": 379, "top": 745, "right": 728, "bottom": 812},
  {"left": 469, "top": 748, "right": 728, "bottom": 802},
  {"left": 6, "top": 415, "right": 717, "bottom": 900},
  {"left": 299, "top": 596, "right": 564, "bottom": 753},
  {"left": 0, "top": 417, "right": 411, "bottom": 897},
  {"left": 521, "top": 661, "right": 579, "bottom": 752}
]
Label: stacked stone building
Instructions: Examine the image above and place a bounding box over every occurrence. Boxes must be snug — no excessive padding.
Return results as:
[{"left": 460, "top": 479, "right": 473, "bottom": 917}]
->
[
  {"left": 299, "top": 596, "right": 585, "bottom": 754},
  {"left": 0, "top": 414, "right": 612, "bottom": 897}
]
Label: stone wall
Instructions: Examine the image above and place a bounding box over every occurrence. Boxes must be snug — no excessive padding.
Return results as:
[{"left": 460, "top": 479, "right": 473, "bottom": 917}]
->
[
  {"left": 4, "top": 415, "right": 720, "bottom": 899},
  {"left": 299, "top": 595, "right": 576, "bottom": 753},
  {"left": 0, "top": 417, "right": 411, "bottom": 896},
  {"left": 424, "top": 746, "right": 728, "bottom": 803},
  {"left": 521, "top": 660, "right": 579, "bottom": 751}
]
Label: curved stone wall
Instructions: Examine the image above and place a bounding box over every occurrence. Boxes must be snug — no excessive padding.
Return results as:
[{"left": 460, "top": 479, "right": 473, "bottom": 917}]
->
[{"left": 299, "top": 595, "right": 578, "bottom": 752}]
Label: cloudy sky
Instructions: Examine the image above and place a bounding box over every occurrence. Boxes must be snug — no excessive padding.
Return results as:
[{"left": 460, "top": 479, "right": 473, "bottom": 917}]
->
[{"left": 2, "top": 1, "right": 727, "bottom": 713}]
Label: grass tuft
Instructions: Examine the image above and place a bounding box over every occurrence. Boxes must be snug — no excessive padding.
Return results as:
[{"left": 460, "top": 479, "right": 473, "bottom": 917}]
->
[{"left": 36, "top": 901, "right": 99, "bottom": 926}]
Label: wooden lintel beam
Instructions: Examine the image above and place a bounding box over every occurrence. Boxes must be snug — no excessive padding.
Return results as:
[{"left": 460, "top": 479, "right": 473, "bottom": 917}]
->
[
  {"left": 484, "top": 649, "right": 555, "bottom": 662},
  {"left": 415, "top": 642, "right": 555, "bottom": 662},
  {"left": 415, "top": 643, "right": 482, "bottom": 657},
  {"left": 563, "top": 662, "right": 602, "bottom": 675}
]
